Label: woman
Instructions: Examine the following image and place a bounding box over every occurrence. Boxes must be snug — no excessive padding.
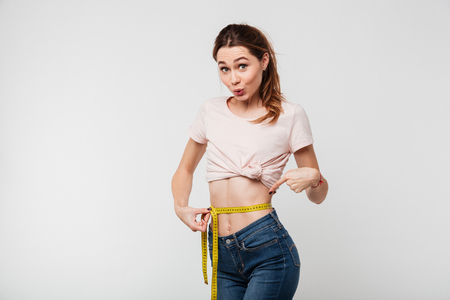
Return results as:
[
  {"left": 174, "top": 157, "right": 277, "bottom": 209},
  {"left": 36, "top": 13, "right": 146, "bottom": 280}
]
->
[{"left": 172, "top": 24, "right": 328, "bottom": 300}]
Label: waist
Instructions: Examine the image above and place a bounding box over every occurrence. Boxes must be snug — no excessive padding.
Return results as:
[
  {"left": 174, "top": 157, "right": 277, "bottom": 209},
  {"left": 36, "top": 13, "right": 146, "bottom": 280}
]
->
[
  {"left": 208, "top": 208, "right": 282, "bottom": 242},
  {"left": 209, "top": 176, "right": 272, "bottom": 207},
  {"left": 209, "top": 177, "right": 273, "bottom": 235}
]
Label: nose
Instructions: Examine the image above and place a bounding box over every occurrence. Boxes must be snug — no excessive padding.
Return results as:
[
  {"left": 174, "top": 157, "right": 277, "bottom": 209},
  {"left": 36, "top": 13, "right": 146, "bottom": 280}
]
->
[{"left": 231, "top": 71, "right": 240, "bottom": 85}]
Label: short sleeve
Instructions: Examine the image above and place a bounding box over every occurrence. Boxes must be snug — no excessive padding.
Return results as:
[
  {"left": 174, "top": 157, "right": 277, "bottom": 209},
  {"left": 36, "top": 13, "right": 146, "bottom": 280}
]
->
[
  {"left": 289, "top": 104, "right": 314, "bottom": 153},
  {"left": 188, "top": 101, "right": 208, "bottom": 144}
]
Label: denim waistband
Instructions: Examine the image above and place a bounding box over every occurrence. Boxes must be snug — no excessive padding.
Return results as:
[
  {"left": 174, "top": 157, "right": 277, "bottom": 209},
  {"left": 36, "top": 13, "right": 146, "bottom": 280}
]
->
[{"left": 208, "top": 208, "right": 283, "bottom": 246}]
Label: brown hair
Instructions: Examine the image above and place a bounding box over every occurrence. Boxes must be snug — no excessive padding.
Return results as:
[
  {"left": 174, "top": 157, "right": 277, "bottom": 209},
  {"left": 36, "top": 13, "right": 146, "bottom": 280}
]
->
[{"left": 213, "top": 24, "right": 285, "bottom": 125}]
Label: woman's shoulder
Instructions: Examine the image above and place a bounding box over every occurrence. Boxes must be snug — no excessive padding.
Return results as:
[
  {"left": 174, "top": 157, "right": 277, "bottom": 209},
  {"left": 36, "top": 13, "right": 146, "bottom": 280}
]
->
[{"left": 281, "top": 99, "right": 306, "bottom": 116}]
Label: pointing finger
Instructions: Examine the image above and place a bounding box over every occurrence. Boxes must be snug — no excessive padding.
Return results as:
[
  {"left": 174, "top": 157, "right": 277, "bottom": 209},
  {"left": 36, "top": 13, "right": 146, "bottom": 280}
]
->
[{"left": 269, "top": 175, "right": 288, "bottom": 194}]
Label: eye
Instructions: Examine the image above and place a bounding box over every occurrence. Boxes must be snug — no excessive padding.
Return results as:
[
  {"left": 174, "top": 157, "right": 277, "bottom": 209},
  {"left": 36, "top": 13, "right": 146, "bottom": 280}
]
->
[
  {"left": 220, "top": 67, "right": 229, "bottom": 73},
  {"left": 239, "top": 64, "right": 247, "bottom": 70}
]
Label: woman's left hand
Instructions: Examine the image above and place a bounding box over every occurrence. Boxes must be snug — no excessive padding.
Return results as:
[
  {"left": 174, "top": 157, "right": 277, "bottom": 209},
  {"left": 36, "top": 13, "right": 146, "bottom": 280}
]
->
[{"left": 268, "top": 167, "right": 320, "bottom": 194}]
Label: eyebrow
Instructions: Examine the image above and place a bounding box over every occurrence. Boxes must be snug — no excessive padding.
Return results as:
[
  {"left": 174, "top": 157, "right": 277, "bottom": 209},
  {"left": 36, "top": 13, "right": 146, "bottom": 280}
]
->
[{"left": 218, "top": 56, "right": 249, "bottom": 65}]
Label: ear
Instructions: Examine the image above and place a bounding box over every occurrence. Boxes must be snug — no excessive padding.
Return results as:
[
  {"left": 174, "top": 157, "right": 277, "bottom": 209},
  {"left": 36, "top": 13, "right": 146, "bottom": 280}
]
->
[{"left": 262, "top": 52, "right": 269, "bottom": 70}]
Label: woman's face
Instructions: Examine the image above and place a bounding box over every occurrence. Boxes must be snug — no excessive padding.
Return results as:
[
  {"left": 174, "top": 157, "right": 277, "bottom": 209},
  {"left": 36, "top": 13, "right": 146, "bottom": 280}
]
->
[{"left": 216, "top": 46, "right": 268, "bottom": 103}]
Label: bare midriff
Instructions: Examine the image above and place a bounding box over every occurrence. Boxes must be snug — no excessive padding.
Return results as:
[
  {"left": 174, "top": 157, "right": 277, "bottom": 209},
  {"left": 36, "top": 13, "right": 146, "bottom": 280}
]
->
[{"left": 209, "top": 176, "right": 273, "bottom": 236}]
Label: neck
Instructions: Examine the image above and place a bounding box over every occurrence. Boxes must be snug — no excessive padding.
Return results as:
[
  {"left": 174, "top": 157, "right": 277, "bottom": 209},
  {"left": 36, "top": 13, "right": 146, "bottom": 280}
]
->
[{"left": 230, "top": 96, "right": 263, "bottom": 110}]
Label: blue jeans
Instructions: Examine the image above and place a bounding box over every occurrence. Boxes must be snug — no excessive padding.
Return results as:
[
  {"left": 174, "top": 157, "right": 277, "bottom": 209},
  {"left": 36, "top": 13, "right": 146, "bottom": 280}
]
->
[{"left": 208, "top": 209, "right": 300, "bottom": 300}]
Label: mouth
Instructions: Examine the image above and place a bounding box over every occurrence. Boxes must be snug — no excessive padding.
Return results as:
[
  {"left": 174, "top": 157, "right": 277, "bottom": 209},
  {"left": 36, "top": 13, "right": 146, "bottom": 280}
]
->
[{"left": 233, "top": 88, "right": 244, "bottom": 96}]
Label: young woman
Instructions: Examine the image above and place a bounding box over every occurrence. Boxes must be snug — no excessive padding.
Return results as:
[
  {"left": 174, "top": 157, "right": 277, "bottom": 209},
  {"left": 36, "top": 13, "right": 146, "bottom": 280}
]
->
[{"left": 172, "top": 24, "right": 328, "bottom": 300}]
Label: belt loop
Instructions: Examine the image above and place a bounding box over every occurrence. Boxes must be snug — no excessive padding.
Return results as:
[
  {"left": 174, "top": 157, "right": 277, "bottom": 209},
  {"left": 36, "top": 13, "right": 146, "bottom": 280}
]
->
[
  {"left": 233, "top": 233, "right": 241, "bottom": 249},
  {"left": 270, "top": 209, "right": 282, "bottom": 229}
]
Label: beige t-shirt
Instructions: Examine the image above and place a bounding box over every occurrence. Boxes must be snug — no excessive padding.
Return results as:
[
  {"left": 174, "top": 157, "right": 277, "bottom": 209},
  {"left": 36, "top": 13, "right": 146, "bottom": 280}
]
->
[{"left": 189, "top": 97, "right": 314, "bottom": 189}]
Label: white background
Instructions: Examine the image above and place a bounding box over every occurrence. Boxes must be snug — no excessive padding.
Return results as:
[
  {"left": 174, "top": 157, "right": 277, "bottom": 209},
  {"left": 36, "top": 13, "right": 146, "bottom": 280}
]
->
[{"left": 1, "top": 0, "right": 449, "bottom": 299}]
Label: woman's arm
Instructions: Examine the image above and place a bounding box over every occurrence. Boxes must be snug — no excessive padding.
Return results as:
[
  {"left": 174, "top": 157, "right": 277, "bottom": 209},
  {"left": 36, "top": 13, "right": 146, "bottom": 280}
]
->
[
  {"left": 172, "top": 138, "right": 210, "bottom": 232},
  {"left": 293, "top": 144, "right": 328, "bottom": 204},
  {"left": 268, "top": 144, "right": 328, "bottom": 204}
]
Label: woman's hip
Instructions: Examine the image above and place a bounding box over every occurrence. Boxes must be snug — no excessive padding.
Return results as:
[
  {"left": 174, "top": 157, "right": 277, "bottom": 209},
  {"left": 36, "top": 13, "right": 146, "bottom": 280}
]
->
[{"left": 208, "top": 208, "right": 301, "bottom": 270}]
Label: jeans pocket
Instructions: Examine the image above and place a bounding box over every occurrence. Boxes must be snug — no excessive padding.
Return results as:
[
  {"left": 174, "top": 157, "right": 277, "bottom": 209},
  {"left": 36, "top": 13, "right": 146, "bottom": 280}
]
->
[
  {"left": 283, "top": 232, "right": 301, "bottom": 267},
  {"left": 241, "top": 225, "right": 278, "bottom": 252}
]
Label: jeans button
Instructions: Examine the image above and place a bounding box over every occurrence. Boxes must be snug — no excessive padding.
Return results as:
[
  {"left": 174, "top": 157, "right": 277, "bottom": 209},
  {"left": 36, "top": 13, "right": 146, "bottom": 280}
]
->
[{"left": 226, "top": 239, "right": 231, "bottom": 244}]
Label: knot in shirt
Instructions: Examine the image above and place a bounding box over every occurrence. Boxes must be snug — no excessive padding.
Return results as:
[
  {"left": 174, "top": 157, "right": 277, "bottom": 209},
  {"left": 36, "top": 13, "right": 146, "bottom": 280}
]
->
[{"left": 242, "top": 161, "right": 262, "bottom": 180}]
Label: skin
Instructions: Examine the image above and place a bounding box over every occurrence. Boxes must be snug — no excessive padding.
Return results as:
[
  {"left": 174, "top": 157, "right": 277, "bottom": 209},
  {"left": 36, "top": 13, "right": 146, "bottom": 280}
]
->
[{"left": 172, "top": 46, "right": 328, "bottom": 236}]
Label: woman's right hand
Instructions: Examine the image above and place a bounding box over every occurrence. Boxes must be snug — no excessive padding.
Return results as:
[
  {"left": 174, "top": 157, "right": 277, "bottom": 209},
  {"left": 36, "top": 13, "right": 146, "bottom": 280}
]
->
[{"left": 175, "top": 206, "right": 211, "bottom": 232}]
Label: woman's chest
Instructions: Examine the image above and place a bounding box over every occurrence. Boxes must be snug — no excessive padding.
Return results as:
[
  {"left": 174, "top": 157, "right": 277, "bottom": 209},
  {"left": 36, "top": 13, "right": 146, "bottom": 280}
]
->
[{"left": 206, "top": 117, "right": 291, "bottom": 157}]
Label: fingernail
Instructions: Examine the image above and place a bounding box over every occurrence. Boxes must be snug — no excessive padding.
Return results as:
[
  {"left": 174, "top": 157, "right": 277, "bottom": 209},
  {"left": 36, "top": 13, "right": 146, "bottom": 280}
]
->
[
  {"left": 207, "top": 207, "right": 212, "bottom": 211},
  {"left": 269, "top": 191, "right": 273, "bottom": 195}
]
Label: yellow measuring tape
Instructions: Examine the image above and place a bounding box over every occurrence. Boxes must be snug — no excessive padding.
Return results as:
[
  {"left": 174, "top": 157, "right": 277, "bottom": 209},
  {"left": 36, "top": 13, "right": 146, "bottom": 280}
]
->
[{"left": 201, "top": 203, "right": 273, "bottom": 300}]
